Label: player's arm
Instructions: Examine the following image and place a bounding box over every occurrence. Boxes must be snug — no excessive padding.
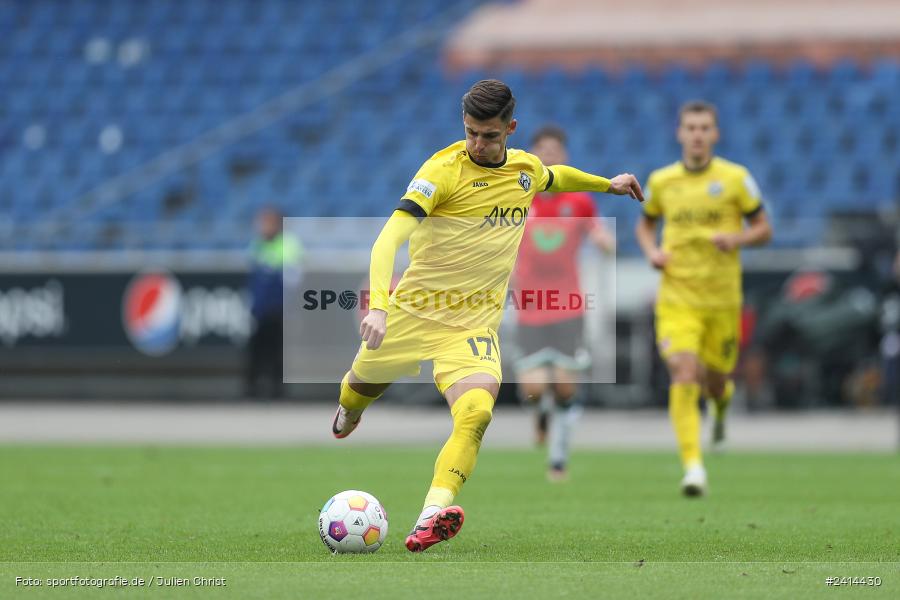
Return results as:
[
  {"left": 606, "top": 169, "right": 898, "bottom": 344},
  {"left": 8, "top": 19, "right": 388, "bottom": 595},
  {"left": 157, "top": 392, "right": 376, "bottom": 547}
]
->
[
  {"left": 576, "top": 194, "right": 616, "bottom": 254},
  {"left": 636, "top": 214, "right": 668, "bottom": 270},
  {"left": 361, "top": 154, "right": 452, "bottom": 348},
  {"left": 588, "top": 219, "right": 616, "bottom": 254},
  {"left": 361, "top": 210, "right": 419, "bottom": 349},
  {"left": 635, "top": 174, "right": 668, "bottom": 269},
  {"left": 712, "top": 210, "right": 772, "bottom": 251},
  {"left": 711, "top": 171, "right": 773, "bottom": 252},
  {"left": 547, "top": 165, "right": 644, "bottom": 202}
]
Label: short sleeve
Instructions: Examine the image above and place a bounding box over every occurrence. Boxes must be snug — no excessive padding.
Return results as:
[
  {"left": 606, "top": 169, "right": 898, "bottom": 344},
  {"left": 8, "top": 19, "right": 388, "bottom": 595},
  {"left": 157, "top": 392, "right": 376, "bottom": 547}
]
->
[
  {"left": 525, "top": 152, "right": 552, "bottom": 192},
  {"left": 642, "top": 173, "right": 663, "bottom": 218},
  {"left": 737, "top": 169, "right": 763, "bottom": 216},
  {"left": 537, "top": 162, "right": 552, "bottom": 192},
  {"left": 399, "top": 158, "right": 455, "bottom": 217}
]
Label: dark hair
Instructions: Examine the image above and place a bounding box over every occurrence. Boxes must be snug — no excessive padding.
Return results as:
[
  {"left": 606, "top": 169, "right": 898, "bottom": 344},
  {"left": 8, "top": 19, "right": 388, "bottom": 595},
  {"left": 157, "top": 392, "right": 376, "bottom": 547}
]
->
[
  {"left": 462, "top": 79, "right": 516, "bottom": 122},
  {"left": 679, "top": 100, "right": 718, "bottom": 125},
  {"left": 531, "top": 124, "right": 567, "bottom": 147}
]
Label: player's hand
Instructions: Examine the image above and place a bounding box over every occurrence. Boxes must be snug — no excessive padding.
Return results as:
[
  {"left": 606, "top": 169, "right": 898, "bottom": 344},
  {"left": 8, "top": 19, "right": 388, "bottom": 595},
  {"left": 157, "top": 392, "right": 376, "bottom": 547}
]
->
[
  {"left": 360, "top": 309, "right": 388, "bottom": 350},
  {"left": 711, "top": 232, "right": 740, "bottom": 252},
  {"left": 649, "top": 249, "right": 669, "bottom": 270},
  {"left": 608, "top": 173, "right": 644, "bottom": 202}
]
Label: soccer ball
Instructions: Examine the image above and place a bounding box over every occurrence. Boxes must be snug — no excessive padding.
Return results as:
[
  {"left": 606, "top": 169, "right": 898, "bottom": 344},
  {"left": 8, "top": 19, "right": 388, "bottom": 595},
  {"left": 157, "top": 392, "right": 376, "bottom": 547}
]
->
[{"left": 318, "top": 490, "right": 388, "bottom": 553}]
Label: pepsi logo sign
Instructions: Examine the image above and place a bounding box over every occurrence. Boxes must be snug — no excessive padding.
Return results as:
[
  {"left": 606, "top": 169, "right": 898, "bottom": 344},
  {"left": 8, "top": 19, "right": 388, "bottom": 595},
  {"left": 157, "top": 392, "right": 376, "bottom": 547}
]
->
[{"left": 122, "top": 271, "right": 182, "bottom": 356}]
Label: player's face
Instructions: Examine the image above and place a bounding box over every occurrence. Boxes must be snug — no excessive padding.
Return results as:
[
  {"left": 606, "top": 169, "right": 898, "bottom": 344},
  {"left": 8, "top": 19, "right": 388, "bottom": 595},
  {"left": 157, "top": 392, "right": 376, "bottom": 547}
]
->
[
  {"left": 531, "top": 136, "right": 567, "bottom": 166},
  {"left": 257, "top": 211, "right": 281, "bottom": 240},
  {"left": 677, "top": 111, "right": 719, "bottom": 162},
  {"left": 464, "top": 113, "right": 517, "bottom": 164}
]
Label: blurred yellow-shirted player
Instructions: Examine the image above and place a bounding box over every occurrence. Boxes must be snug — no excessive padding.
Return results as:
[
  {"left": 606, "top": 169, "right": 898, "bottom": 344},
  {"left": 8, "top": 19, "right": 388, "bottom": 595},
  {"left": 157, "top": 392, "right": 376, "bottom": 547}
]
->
[
  {"left": 636, "top": 101, "right": 772, "bottom": 496},
  {"left": 332, "top": 79, "right": 644, "bottom": 551}
]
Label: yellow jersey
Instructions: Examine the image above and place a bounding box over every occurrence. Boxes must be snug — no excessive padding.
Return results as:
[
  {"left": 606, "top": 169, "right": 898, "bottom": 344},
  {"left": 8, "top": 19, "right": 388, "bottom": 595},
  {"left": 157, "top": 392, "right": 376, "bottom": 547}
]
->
[
  {"left": 643, "top": 157, "right": 763, "bottom": 309},
  {"left": 392, "top": 140, "right": 552, "bottom": 330}
]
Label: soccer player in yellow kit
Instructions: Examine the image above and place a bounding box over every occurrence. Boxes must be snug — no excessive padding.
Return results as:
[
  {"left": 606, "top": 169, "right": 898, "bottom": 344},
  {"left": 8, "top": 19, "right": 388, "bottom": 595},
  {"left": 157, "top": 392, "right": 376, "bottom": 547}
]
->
[
  {"left": 331, "top": 80, "right": 644, "bottom": 551},
  {"left": 636, "top": 101, "right": 772, "bottom": 496}
]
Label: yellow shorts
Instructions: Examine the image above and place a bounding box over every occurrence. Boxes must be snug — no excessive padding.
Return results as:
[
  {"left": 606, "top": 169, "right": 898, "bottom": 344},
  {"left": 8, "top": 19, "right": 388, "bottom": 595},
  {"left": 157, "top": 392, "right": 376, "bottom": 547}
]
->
[
  {"left": 351, "top": 304, "right": 502, "bottom": 395},
  {"left": 655, "top": 303, "right": 740, "bottom": 373}
]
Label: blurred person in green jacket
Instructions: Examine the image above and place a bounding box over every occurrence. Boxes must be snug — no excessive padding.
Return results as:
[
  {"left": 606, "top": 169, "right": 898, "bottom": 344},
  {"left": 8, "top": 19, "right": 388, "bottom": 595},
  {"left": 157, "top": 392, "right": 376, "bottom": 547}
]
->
[{"left": 245, "top": 206, "right": 302, "bottom": 399}]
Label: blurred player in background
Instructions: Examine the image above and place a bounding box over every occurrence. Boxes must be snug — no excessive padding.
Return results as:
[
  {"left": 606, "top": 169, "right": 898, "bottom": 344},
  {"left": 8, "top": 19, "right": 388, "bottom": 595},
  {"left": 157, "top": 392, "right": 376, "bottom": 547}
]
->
[
  {"left": 245, "top": 206, "right": 303, "bottom": 399},
  {"left": 331, "top": 80, "right": 643, "bottom": 551},
  {"left": 512, "top": 125, "right": 615, "bottom": 482},
  {"left": 636, "top": 101, "right": 772, "bottom": 496}
]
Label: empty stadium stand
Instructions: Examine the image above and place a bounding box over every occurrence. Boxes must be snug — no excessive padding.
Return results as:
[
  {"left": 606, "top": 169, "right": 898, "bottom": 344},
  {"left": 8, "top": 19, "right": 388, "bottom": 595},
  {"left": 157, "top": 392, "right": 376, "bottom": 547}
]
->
[{"left": 1, "top": 0, "right": 898, "bottom": 253}]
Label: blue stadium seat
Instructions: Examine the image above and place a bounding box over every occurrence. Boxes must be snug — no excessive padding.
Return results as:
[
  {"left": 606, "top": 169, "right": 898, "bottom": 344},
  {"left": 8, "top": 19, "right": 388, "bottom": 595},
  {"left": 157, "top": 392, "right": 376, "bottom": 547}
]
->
[
  {"left": 872, "top": 59, "right": 900, "bottom": 85},
  {"left": 2, "top": 0, "right": 898, "bottom": 251}
]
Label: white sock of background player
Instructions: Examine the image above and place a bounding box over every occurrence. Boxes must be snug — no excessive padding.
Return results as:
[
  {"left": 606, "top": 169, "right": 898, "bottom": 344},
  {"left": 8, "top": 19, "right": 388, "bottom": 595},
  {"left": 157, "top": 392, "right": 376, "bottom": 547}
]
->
[{"left": 548, "top": 392, "right": 582, "bottom": 470}]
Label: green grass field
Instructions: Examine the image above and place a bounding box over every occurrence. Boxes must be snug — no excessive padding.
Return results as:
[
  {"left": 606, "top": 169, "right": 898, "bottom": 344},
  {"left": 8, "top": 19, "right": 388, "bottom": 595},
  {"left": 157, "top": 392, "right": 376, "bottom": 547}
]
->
[{"left": 1, "top": 446, "right": 898, "bottom": 599}]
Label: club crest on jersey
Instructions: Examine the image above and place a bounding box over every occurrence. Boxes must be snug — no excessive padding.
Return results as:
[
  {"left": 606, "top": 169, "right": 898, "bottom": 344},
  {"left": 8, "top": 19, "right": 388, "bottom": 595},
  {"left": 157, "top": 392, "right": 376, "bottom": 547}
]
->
[
  {"left": 518, "top": 171, "right": 532, "bottom": 191},
  {"left": 708, "top": 181, "right": 723, "bottom": 197}
]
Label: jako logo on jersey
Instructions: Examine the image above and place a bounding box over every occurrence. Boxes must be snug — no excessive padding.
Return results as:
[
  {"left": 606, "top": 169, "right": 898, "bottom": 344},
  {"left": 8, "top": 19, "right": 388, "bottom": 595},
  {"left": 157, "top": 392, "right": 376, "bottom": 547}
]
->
[
  {"left": 472, "top": 181, "right": 489, "bottom": 188},
  {"left": 518, "top": 171, "right": 532, "bottom": 191},
  {"left": 480, "top": 206, "right": 528, "bottom": 228},
  {"left": 122, "top": 272, "right": 182, "bottom": 356}
]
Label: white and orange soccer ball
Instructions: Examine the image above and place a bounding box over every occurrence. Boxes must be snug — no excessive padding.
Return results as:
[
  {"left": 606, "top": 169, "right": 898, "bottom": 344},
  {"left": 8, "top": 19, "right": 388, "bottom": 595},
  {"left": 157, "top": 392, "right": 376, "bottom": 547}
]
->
[{"left": 318, "top": 490, "right": 388, "bottom": 553}]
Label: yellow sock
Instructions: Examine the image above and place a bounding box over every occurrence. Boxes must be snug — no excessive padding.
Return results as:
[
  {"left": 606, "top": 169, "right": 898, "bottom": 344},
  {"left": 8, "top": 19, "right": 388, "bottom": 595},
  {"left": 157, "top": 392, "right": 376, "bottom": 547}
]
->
[
  {"left": 712, "top": 379, "right": 735, "bottom": 420},
  {"left": 425, "top": 388, "right": 495, "bottom": 508},
  {"left": 423, "top": 487, "right": 454, "bottom": 511},
  {"left": 669, "top": 382, "right": 702, "bottom": 469},
  {"left": 339, "top": 372, "right": 379, "bottom": 411}
]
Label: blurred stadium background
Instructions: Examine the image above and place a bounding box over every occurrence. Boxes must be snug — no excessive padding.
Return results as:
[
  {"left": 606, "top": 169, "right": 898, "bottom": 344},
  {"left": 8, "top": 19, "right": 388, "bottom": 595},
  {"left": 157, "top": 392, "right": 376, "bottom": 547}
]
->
[{"left": 0, "top": 0, "right": 898, "bottom": 437}]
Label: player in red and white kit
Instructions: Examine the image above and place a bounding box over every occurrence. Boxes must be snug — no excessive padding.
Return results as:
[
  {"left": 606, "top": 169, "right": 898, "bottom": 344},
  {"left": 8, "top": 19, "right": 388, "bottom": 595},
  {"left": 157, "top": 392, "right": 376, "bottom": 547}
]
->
[{"left": 512, "top": 126, "right": 615, "bottom": 481}]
